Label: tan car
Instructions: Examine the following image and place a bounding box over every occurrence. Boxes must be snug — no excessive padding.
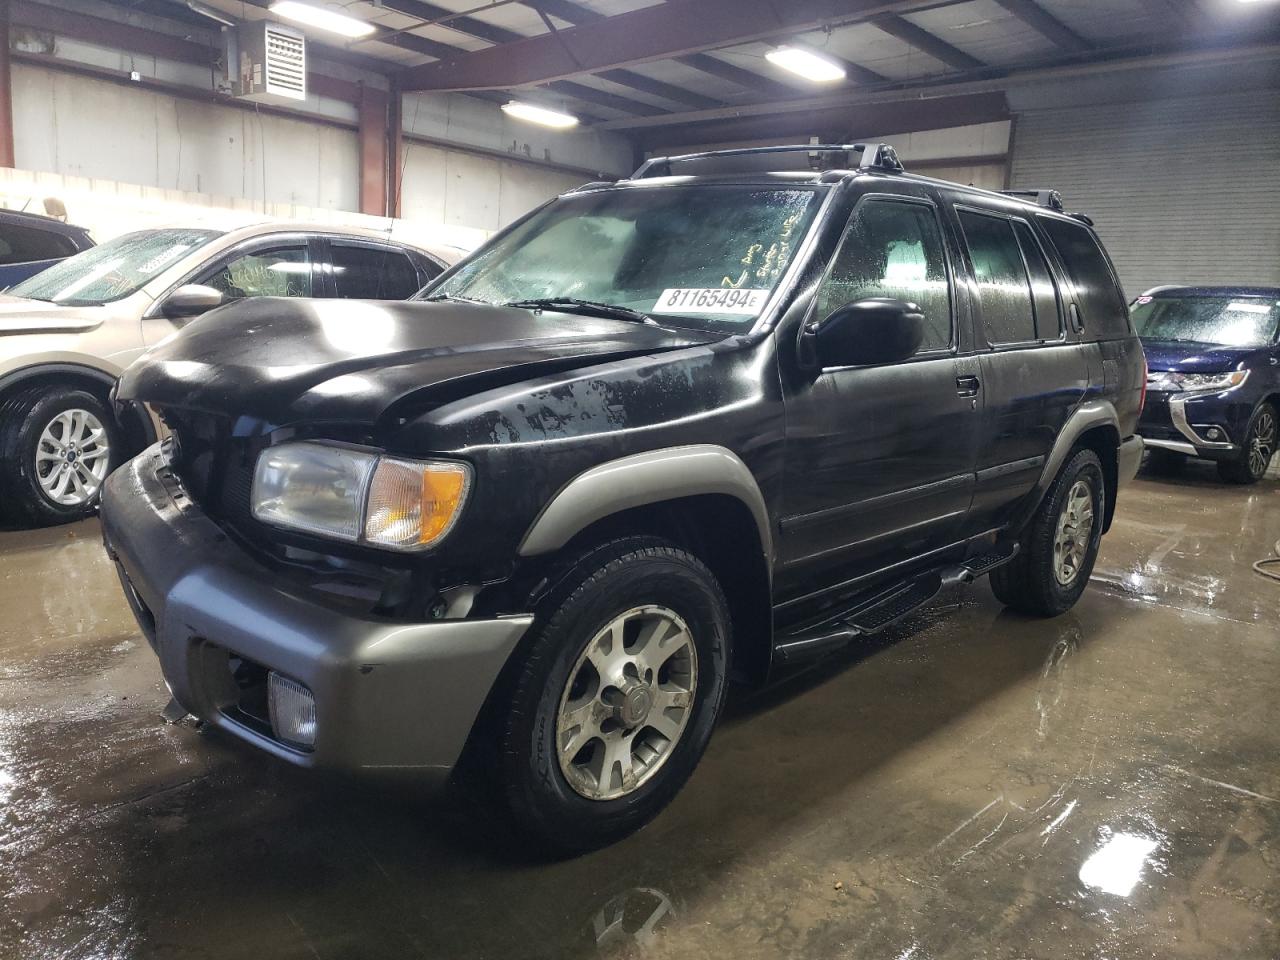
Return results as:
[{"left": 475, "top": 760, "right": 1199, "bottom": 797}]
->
[{"left": 0, "top": 219, "right": 462, "bottom": 527}]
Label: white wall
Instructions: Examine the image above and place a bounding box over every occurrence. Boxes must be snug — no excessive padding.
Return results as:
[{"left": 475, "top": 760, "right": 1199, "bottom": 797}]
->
[
  {"left": 398, "top": 141, "right": 588, "bottom": 234},
  {"left": 8, "top": 52, "right": 635, "bottom": 240},
  {"left": 12, "top": 63, "right": 362, "bottom": 212}
]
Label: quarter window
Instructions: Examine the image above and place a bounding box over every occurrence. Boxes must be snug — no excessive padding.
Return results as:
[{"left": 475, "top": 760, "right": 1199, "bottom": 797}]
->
[
  {"left": 1037, "top": 216, "right": 1128, "bottom": 336},
  {"left": 203, "top": 245, "right": 313, "bottom": 300},
  {"left": 958, "top": 210, "right": 1035, "bottom": 345},
  {"left": 816, "top": 199, "right": 952, "bottom": 353}
]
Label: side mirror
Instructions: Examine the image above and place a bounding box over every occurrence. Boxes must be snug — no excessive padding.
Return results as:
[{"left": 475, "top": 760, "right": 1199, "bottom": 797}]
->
[
  {"left": 161, "top": 284, "right": 224, "bottom": 320},
  {"left": 803, "top": 297, "right": 925, "bottom": 368}
]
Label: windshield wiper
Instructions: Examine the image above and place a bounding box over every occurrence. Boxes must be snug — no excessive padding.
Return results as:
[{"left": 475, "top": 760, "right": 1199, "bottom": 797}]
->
[
  {"left": 420, "top": 293, "right": 491, "bottom": 305},
  {"left": 504, "top": 297, "right": 658, "bottom": 326}
]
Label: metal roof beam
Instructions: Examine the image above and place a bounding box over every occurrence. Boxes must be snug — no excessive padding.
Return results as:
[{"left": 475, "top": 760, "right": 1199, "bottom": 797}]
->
[
  {"left": 399, "top": 0, "right": 945, "bottom": 91},
  {"left": 991, "top": 0, "right": 1092, "bottom": 53},
  {"left": 868, "top": 15, "right": 986, "bottom": 72}
]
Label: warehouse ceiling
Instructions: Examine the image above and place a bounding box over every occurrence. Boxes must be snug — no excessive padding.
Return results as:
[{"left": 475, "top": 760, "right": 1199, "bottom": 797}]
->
[{"left": 93, "top": 0, "right": 1280, "bottom": 146}]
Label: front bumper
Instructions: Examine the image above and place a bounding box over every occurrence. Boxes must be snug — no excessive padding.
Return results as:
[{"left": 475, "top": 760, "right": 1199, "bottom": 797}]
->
[
  {"left": 1139, "top": 390, "right": 1244, "bottom": 460},
  {"left": 101, "top": 443, "right": 532, "bottom": 776}
]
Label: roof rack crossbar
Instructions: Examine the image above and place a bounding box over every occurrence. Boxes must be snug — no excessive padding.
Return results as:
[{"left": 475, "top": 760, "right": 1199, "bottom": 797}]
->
[
  {"left": 630, "top": 142, "right": 904, "bottom": 180},
  {"left": 1000, "top": 189, "right": 1065, "bottom": 212}
]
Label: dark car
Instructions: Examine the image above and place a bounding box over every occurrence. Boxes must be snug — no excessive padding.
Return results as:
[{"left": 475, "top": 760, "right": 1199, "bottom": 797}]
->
[
  {"left": 0, "top": 209, "right": 94, "bottom": 287},
  {"left": 1134, "top": 285, "right": 1279, "bottom": 483},
  {"left": 100, "top": 143, "right": 1144, "bottom": 854}
]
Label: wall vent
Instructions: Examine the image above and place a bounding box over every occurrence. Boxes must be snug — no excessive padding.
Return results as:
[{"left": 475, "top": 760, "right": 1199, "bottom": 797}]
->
[{"left": 230, "top": 22, "right": 307, "bottom": 104}]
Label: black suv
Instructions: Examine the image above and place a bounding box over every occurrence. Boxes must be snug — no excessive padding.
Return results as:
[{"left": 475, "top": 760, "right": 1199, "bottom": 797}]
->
[{"left": 101, "top": 144, "right": 1144, "bottom": 853}]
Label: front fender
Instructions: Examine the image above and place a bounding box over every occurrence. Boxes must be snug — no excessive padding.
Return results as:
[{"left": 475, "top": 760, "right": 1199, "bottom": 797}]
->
[{"left": 517, "top": 444, "right": 773, "bottom": 564}]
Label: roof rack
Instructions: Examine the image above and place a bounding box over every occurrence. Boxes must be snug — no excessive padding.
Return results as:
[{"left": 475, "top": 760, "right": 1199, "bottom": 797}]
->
[
  {"left": 1000, "top": 189, "right": 1064, "bottom": 212},
  {"left": 630, "top": 142, "right": 905, "bottom": 180}
]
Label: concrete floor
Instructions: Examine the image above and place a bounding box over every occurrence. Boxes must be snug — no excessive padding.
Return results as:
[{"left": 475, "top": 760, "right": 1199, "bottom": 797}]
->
[{"left": 1, "top": 457, "right": 1277, "bottom": 960}]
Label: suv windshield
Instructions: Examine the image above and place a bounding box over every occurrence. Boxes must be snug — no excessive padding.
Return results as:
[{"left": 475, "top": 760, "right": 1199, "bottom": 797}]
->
[
  {"left": 428, "top": 185, "right": 825, "bottom": 330},
  {"left": 1132, "top": 295, "right": 1280, "bottom": 347},
  {"left": 10, "top": 228, "right": 222, "bottom": 306}
]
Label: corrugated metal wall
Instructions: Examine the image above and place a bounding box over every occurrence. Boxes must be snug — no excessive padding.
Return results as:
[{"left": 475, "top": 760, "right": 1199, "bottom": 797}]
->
[{"left": 1010, "top": 92, "right": 1280, "bottom": 298}]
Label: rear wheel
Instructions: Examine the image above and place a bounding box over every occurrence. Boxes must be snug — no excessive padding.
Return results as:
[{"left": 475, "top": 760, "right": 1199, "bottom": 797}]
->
[
  {"left": 495, "top": 537, "right": 730, "bottom": 856},
  {"left": 991, "top": 448, "right": 1105, "bottom": 617},
  {"left": 1217, "top": 403, "right": 1276, "bottom": 485},
  {"left": 0, "top": 387, "right": 120, "bottom": 527}
]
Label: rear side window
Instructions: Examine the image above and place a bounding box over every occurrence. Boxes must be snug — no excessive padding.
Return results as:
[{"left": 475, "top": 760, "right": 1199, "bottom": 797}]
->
[
  {"left": 0, "top": 223, "right": 78, "bottom": 265},
  {"left": 329, "top": 244, "right": 423, "bottom": 300},
  {"left": 1038, "top": 216, "right": 1128, "bottom": 336},
  {"left": 957, "top": 210, "right": 1035, "bottom": 345},
  {"left": 816, "top": 198, "right": 952, "bottom": 352},
  {"left": 1013, "top": 221, "right": 1061, "bottom": 340}
]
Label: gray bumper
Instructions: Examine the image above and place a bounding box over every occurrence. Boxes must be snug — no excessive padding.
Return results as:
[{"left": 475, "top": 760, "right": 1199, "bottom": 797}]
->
[
  {"left": 100, "top": 444, "right": 532, "bottom": 776},
  {"left": 1118, "top": 434, "right": 1144, "bottom": 485}
]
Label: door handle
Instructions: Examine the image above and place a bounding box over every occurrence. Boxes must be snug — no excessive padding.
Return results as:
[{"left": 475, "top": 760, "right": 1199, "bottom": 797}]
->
[{"left": 956, "top": 376, "right": 981, "bottom": 398}]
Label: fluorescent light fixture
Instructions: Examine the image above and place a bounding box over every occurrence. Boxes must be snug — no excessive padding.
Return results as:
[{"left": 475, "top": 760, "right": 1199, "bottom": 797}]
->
[
  {"left": 1079, "top": 833, "right": 1158, "bottom": 897},
  {"left": 501, "top": 101, "right": 579, "bottom": 129},
  {"left": 269, "top": 1, "right": 376, "bottom": 38},
  {"left": 765, "top": 46, "right": 847, "bottom": 83}
]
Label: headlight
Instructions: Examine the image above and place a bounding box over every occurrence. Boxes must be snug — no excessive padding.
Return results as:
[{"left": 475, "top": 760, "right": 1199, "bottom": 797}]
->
[
  {"left": 251, "top": 442, "right": 471, "bottom": 551},
  {"left": 1152, "top": 370, "right": 1248, "bottom": 393}
]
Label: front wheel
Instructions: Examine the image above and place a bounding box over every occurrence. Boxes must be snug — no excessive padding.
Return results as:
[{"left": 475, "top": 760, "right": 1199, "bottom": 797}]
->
[
  {"left": 991, "top": 448, "right": 1105, "bottom": 617},
  {"left": 495, "top": 537, "right": 730, "bottom": 856},
  {"left": 1217, "top": 403, "right": 1276, "bottom": 485},
  {"left": 0, "top": 386, "right": 120, "bottom": 527}
]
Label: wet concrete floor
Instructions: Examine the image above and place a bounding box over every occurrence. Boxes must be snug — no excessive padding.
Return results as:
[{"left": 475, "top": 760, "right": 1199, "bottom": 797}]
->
[{"left": 1, "top": 456, "right": 1277, "bottom": 959}]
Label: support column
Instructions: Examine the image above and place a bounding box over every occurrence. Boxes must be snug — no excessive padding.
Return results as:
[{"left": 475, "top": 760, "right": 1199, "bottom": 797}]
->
[
  {"left": 358, "top": 83, "right": 389, "bottom": 216},
  {"left": 0, "top": 0, "right": 15, "bottom": 169},
  {"left": 388, "top": 76, "right": 403, "bottom": 219}
]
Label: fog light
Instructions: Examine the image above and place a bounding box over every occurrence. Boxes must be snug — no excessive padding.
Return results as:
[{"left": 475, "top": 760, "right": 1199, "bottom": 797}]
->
[
  {"left": 268, "top": 672, "right": 316, "bottom": 750},
  {"left": 1205, "top": 427, "right": 1223, "bottom": 440}
]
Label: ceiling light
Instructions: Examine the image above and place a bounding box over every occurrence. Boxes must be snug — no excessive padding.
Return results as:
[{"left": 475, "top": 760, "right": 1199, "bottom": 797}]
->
[
  {"left": 269, "top": 1, "right": 376, "bottom": 38},
  {"left": 765, "top": 46, "right": 846, "bottom": 83},
  {"left": 501, "top": 101, "right": 579, "bottom": 129}
]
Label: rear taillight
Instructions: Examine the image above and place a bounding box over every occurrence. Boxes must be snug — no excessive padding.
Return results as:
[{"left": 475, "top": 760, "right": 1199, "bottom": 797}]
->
[{"left": 1139, "top": 355, "right": 1149, "bottom": 411}]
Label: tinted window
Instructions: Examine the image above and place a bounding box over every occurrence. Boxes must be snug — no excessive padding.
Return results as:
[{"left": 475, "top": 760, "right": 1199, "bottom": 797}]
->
[
  {"left": 203, "top": 245, "right": 313, "bottom": 300},
  {"left": 330, "top": 244, "right": 421, "bottom": 299},
  {"left": 958, "top": 210, "right": 1035, "bottom": 345},
  {"left": 0, "top": 223, "right": 78, "bottom": 264},
  {"left": 1038, "top": 216, "right": 1128, "bottom": 336},
  {"left": 816, "top": 199, "right": 952, "bottom": 352},
  {"left": 1013, "top": 221, "right": 1061, "bottom": 340}
]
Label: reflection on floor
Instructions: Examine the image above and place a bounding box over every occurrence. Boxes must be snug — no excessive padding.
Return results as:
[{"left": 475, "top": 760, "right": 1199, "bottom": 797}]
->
[{"left": 0, "top": 456, "right": 1277, "bottom": 959}]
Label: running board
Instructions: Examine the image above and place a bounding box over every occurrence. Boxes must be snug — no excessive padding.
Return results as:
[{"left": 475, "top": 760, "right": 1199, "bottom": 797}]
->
[{"left": 772, "top": 542, "right": 1019, "bottom": 667}]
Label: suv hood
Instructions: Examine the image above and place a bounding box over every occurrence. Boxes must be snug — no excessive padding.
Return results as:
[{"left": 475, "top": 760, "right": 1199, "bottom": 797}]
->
[
  {"left": 1140, "top": 338, "right": 1268, "bottom": 374},
  {"left": 117, "top": 297, "right": 719, "bottom": 426},
  {"left": 0, "top": 294, "right": 108, "bottom": 334}
]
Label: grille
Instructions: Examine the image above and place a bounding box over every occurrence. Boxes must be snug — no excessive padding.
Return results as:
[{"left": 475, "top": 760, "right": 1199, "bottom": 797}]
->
[{"left": 1138, "top": 395, "right": 1178, "bottom": 440}]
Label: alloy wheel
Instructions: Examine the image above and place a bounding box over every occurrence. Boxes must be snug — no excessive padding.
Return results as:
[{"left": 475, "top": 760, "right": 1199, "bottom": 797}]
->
[
  {"left": 35, "top": 409, "right": 111, "bottom": 506},
  {"left": 556, "top": 605, "right": 698, "bottom": 801},
  {"left": 1248, "top": 410, "right": 1276, "bottom": 479},
  {"left": 1053, "top": 478, "right": 1095, "bottom": 586}
]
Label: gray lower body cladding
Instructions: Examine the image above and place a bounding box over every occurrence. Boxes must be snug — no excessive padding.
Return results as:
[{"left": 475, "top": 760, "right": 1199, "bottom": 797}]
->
[{"left": 100, "top": 444, "right": 532, "bottom": 776}]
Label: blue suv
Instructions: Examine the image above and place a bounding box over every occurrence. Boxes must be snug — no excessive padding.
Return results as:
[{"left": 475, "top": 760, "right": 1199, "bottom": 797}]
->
[{"left": 1134, "top": 286, "right": 1279, "bottom": 483}]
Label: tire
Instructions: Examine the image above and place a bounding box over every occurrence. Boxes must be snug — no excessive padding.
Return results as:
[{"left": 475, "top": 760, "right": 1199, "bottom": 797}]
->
[
  {"left": 0, "top": 386, "right": 121, "bottom": 528},
  {"left": 990, "top": 448, "right": 1105, "bottom": 617},
  {"left": 1216, "top": 403, "right": 1276, "bottom": 485},
  {"left": 495, "top": 536, "right": 730, "bottom": 856}
]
